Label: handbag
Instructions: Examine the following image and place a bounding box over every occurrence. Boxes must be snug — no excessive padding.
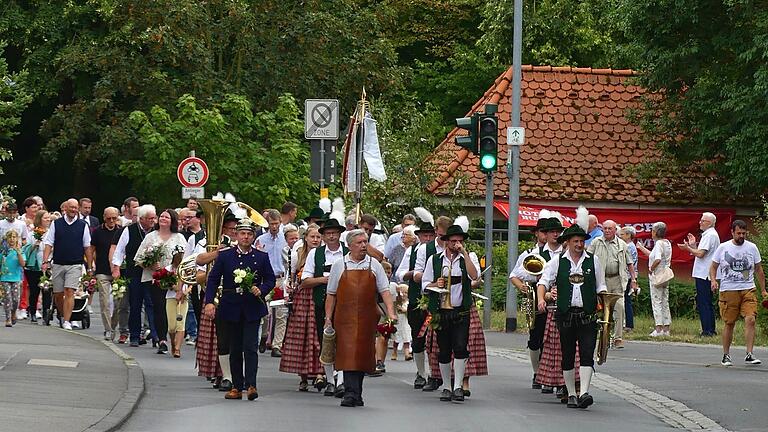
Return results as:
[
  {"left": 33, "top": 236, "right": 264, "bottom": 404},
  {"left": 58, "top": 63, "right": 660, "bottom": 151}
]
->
[{"left": 651, "top": 267, "right": 674, "bottom": 286}]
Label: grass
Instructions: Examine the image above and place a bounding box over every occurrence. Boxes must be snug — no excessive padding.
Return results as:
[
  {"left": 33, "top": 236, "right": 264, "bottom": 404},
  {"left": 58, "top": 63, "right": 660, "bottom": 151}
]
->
[{"left": 485, "top": 310, "right": 768, "bottom": 347}]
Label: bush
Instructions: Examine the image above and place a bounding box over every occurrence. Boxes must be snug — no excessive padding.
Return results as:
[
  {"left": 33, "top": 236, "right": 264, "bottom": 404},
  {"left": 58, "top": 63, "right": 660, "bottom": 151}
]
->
[
  {"left": 751, "top": 203, "right": 768, "bottom": 335},
  {"left": 632, "top": 276, "right": 698, "bottom": 319},
  {"left": 467, "top": 240, "right": 534, "bottom": 311}
]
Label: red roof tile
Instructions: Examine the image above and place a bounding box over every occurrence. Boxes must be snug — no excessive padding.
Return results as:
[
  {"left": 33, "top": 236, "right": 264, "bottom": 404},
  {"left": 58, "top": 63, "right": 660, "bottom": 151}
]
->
[{"left": 425, "top": 65, "right": 739, "bottom": 205}]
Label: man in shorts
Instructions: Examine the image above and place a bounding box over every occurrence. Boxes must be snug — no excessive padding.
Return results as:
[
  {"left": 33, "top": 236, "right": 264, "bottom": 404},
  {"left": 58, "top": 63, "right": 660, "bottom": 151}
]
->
[{"left": 710, "top": 219, "right": 767, "bottom": 367}]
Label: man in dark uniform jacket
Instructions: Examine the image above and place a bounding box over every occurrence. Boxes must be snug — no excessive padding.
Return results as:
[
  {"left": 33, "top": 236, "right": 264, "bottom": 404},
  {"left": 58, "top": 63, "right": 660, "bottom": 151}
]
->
[{"left": 204, "top": 218, "right": 276, "bottom": 401}]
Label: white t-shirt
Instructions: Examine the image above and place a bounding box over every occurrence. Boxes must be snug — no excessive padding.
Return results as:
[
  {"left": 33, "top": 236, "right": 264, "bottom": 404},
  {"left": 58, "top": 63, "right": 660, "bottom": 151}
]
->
[
  {"left": 712, "top": 240, "right": 761, "bottom": 292},
  {"left": 693, "top": 227, "right": 721, "bottom": 280}
]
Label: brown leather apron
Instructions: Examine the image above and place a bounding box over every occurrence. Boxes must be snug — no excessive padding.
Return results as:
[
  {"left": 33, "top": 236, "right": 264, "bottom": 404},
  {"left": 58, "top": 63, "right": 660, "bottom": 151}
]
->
[{"left": 333, "top": 263, "right": 378, "bottom": 372}]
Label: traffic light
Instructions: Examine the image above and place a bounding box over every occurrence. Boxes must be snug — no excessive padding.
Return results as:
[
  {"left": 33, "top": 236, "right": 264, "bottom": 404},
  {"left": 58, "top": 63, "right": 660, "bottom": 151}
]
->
[
  {"left": 455, "top": 114, "right": 478, "bottom": 154},
  {"left": 478, "top": 113, "right": 498, "bottom": 173}
]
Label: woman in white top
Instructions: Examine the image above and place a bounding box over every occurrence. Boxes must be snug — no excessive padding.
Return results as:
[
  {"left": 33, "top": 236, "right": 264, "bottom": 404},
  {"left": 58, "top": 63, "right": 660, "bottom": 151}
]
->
[
  {"left": 637, "top": 222, "right": 673, "bottom": 337},
  {"left": 135, "top": 209, "right": 187, "bottom": 355}
]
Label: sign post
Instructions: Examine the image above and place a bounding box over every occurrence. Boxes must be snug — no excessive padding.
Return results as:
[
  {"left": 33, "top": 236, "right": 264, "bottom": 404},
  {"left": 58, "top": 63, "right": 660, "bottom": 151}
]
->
[
  {"left": 177, "top": 152, "right": 209, "bottom": 199},
  {"left": 305, "top": 99, "right": 340, "bottom": 197}
]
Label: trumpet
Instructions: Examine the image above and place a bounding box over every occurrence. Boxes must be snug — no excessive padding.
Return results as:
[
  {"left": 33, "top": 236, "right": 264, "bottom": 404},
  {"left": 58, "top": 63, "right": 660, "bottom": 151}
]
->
[
  {"left": 439, "top": 265, "right": 453, "bottom": 310},
  {"left": 521, "top": 254, "right": 547, "bottom": 330}
]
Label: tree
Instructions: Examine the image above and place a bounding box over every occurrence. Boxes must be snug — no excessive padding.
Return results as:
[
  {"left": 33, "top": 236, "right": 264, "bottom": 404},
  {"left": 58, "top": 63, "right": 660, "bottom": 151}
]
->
[
  {"left": 124, "top": 93, "right": 315, "bottom": 210},
  {"left": 0, "top": 40, "right": 32, "bottom": 198},
  {"left": 621, "top": 0, "right": 768, "bottom": 196}
]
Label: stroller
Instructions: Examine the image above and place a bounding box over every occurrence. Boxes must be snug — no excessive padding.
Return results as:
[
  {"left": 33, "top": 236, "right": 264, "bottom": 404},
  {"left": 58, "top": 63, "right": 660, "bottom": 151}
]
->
[{"left": 44, "top": 287, "right": 91, "bottom": 329}]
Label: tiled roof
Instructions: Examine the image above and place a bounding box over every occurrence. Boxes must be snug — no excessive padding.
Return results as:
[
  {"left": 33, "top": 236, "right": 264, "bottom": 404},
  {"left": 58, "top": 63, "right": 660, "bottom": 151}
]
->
[{"left": 426, "top": 65, "right": 737, "bottom": 205}]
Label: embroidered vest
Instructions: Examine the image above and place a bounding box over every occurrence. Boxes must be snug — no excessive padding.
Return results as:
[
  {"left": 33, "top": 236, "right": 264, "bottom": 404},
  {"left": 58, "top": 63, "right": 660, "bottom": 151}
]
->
[
  {"left": 555, "top": 252, "right": 597, "bottom": 314},
  {"left": 428, "top": 251, "right": 472, "bottom": 313}
]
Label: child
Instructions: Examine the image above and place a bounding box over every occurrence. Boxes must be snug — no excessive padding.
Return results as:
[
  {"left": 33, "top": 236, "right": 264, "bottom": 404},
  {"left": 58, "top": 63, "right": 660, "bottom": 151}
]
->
[{"left": 1, "top": 231, "right": 26, "bottom": 327}]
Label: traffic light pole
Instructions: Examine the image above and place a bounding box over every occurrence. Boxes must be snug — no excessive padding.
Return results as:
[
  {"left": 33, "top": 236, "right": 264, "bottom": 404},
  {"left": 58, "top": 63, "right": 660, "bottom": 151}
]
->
[
  {"left": 505, "top": 0, "right": 523, "bottom": 332},
  {"left": 483, "top": 171, "right": 493, "bottom": 329}
]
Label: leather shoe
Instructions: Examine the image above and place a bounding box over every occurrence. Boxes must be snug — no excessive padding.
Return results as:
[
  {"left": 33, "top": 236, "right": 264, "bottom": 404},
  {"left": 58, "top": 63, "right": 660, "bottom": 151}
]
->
[
  {"left": 439, "top": 389, "right": 452, "bottom": 401},
  {"left": 462, "top": 389, "right": 471, "bottom": 398},
  {"left": 355, "top": 399, "right": 364, "bottom": 406},
  {"left": 340, "top": 397, "right": 356, "bottom": 407},
  {"left": 213, "top": 377, "right": 222, "bottom": 389},
  {"left": 578, "top": 393, "right": 594, "bottom": 409},
  {"left": 532, "top": 375, "right": 541, "bottom": 389},
  {"left": 567, "top": 395, "right": 578, "bottom": 408},
  {"left": 323, "top": 383, "right": 336, "bottom": 396},
  {"left": 224, "top": 389, "right": 242, "bottom": 400},
  {"left": 451, "top": 388, "right": 464, "bottom": 402},
  {"left": 334, "top": 384, "right": 345, "bottom": 398},
  {"left": 555, "top": 386, "right": 566, "bottom": 399},
  {"left": 271, "top": 348, "right": 282, "bottom": 358},
  {"left": 541, "top": 385, "right": 554, "bottom": 394},
  {"left": 422, "top": 377, "right": 442, "bottom": 392},
  {"left": 247, "top": 386, "right": 258, "bottom": 401},
  {"left": 220, "top": 379, "right": 233, "bottom": 392},
  {"left": 258, "top": 337, "right": 267, "bottom": 353},
  {"left": 414, "top": 374, "right": 427, "bottom": 389}
]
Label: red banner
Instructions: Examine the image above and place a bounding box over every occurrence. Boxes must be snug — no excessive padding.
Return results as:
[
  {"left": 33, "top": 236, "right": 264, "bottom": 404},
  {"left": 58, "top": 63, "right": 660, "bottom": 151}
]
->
[{"left": 493, "top": 201, "right": 735, "bottom": 264}]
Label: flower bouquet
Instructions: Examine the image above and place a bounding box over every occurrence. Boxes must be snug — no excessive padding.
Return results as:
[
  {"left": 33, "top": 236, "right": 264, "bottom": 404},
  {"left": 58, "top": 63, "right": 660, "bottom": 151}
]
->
[
  {"left": 136, "top": 244, "right": 166, "bottom": 268},
  {"left": 376, "top": 320, "right": 397, "bottom": 338},
  {"left": 417, "top": 294, "right": 430, "bottom": 311},
  {"left": 762, "top": 299, "right": 768, "bottom": 310},
  {"left": 80, "top": 273, "right": 98, "bottom": 294},
  {"left": 233, "top": 268, "right": 264, "bottom": 302},
  {"left": 32, "top": 227, "right": 46, "bottom": 241},
  {"left": 152, "top": 268, "right": 178, "bottom": 290},
  {"left": 111, "top": 277, "right": 129, "bottom": 301},
  {"left": 39, "top": 274, "right": 52, "bottom": 291}
]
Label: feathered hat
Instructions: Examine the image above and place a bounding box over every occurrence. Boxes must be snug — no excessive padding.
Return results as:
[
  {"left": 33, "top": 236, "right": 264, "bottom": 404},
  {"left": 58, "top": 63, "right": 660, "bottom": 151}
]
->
[
  {"left": 441, "top": 215, "right": 470, "bottom": 241},
  {"left": 413, "top": 207, "right": 435, "bottom": 233}
]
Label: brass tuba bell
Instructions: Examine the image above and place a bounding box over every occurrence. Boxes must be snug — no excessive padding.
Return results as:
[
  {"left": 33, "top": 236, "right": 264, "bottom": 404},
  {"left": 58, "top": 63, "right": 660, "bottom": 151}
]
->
[
  {"left": 596, "top": 292, "right": 623, "bottom": 365},
  {"left": 521, "top": 254, "right": 547, "bottom": 330},
  {"left": 439, "top": 265, "right": 453, "bottom": 310}
]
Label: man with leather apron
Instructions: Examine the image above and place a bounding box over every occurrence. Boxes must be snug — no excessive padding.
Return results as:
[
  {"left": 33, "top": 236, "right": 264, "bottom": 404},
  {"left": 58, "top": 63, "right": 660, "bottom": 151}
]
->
[{"left": 324, "top": 229, "right": 396, "bottom": 407}]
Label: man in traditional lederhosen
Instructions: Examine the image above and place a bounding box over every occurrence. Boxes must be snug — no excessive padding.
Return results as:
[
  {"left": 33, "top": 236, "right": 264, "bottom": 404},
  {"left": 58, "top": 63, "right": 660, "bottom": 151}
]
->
[
  {"left": 422, "top": 223, "right": 479, "bottom": 403},
  {"left": 537, "top": 224, "right": 607, "bottom": 409},
  {"left": 509, "top": 213, "right": 555, "bottom": 390},
  {"left": 396, "top": 209, "right": 436, "bottom": 389},
  {"left": 300, "top": 218, "right": 348, "bottom": 396},
  {"left": 204, "top": 218, "right": 276, "bottom": 401},
  {"left": 412, "top": 215, "right": 453, "bottom": 391},
  {"left": 324, "top": 229, "right": 397, "bottom": 407}
]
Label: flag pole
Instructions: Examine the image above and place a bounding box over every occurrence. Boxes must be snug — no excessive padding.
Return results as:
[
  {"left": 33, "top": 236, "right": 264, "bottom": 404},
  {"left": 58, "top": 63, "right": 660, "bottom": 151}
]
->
[{"left": 354, "top": 87, "right": 368, "bottom": 224}]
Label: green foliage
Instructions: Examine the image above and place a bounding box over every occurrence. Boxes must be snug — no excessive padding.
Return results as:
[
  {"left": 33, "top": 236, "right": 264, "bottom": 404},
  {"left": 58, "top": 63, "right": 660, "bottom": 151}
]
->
[
  {"left": 621, "top": 0, "right": 768, "bottom": 195},
  {"left": 466, "top": 239, "right": 534, "bottom": 310},
  {"left": 0, "top": 40, "right": 32, "bottom": 196},
  {"left": 632, "top": 276, "right": 700, "bottom": 319},
  {"left": 478, "top": 0, "right": 638, "bottom": 68},
  {"left": 750, "top": 202, "right": 768, "bottom": 334},
  {"left": 123, "top": 93, "right": 314, "bottom": 210}
]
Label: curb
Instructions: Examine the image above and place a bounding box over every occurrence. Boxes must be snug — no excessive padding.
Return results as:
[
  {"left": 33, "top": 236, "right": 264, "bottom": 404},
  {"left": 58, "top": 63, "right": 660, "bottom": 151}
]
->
[{"left": 56, "top": 328, "right": 145, "bottom": 432}]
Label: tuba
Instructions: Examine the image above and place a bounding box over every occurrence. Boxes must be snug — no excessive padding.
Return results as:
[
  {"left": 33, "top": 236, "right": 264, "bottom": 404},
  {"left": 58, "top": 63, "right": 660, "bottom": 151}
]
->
[
  {"left": 596, "top": 292, "right": 623, "bottom": 365},
  {"left": 439, "top": 265, "right": 453, "bottom": 310},
  {"left": 196, "top": 199, "right": 231, "bottom": 305},
  {"left": 521, "top": 254, "right": 547, "bottom": 330},
  {"left": 234, "top": 202, "right": 268, "bottom": 228}
]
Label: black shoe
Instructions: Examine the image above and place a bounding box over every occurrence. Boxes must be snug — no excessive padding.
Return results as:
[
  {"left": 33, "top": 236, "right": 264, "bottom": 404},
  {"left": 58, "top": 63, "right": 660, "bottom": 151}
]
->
[
  {"left": 355, "top": 399, "right": 364, "bottom": 406},
  {"left": 375, "top": 361, "right": 386, "bottom": 374},
  {"left": 414, "top": 374, "right": 427, "bottom": 389},
  {"left": 220, "top": 379, "right": 233, "bottom": 392},
  {"left": 422, "top": 377, "right": 442, "bottom": 392},
  {"left": 340, "top": 396, "right": 356, "bottom": 407},
  {"left": 138, "top": 338, "right": 147, "bottom": 345},
  {"left": 532, "top": 375, "right": 541, "bottom": 390},
  {"left": 567, "top": 395, "right": 578, "bottom": 408},
  {"left": 578, "top": 393, "right": 594, "bottom": 409},
  {"left": 30, "top": 315, "right": 37, "bottom": 323},
  {"left": 323, "top": 383, "right": 336, "bottom": 396},
  {"left": 271, "top": 348, "right": 282, "bottom": 358},
  {"left": 439, "top": 389, "right": 452, "bottom": 401},
  {"left": 258, "top": 337, "right": 267, "bottom": 353},
  {"left": 555, "top": 386, "right": 566, "bottom": 399},
  {"left": 157, "top": 341, "right": 168, "bottom": 354},
  {"left": 541, "top": 385, "right": 554, "bottom": 394},
  {"left": 334, "top": 384, "right": 345, "bottom": 398},
  {"left": 452, "top": 388, "right": 465, "bottom": 402},
  {"left": 213, "top": 377, "right": 222, "bottom": 389},
  {"left": 314, "top": 376, "right": 327, "bottom": 392},
  {"left": 463, "top": 389, "right": 471, "bottom": 398}
]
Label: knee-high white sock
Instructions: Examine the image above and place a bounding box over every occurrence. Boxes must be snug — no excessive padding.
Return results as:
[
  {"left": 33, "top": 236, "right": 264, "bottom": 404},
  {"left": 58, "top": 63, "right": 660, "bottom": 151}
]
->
[
  {"left": 439, "top": 362, "right": 452, "bottom": 391},
  {"left": 414, "top": 352, "right": 426, "bottom": 377},
  {"left": 218, "top": 355, "right": 231, "bottom": 381},
  {"left": 453, "top": 359, "right": 467, "bottom": 390},
  {"left": 323, "top": 364, "right": 335, "bottom": 383},
  {"left": 563, "top": 369, "right": 576, "bottom": 397},
  {"left": 529, "top": 349, "right": 541, "bottom": 373},
  {"left": 579, "top": 366, "right": 593, "bottom": 395},
  {"left": 337, "top": 371, "right": 344, "bottom": 385}
]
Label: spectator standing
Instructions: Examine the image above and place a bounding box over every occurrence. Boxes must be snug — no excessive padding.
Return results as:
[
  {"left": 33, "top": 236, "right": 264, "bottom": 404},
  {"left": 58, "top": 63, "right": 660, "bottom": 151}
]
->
[
  {"left": 42, "top": 198, "right": 93, "bottom": 330},
  {"left": 638, "top": 222, "right": 673, "bottom": 337},
  {"left": 678, "top": 212, "right": 720, "bottom": 336},
  {"left": 618, "top": 226, "right": 639, "bottom": 332}
]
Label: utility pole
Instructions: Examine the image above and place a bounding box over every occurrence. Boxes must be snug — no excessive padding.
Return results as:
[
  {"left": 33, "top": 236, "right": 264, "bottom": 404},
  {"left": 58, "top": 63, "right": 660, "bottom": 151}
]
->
[{"left": 505, "top": 0, "right": 523, "bottom": 332}]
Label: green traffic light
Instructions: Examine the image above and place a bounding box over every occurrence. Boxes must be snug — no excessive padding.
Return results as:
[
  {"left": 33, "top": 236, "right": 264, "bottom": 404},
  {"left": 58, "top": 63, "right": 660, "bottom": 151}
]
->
[{"left": 481, "top": 154, "right": 497, "bottom": 170}]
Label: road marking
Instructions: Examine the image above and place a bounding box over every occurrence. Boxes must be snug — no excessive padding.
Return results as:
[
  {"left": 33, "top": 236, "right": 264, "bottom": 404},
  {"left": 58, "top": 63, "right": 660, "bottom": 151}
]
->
[
  {"left": 0, "top": 349, "right": 21, "bottom": 371},
  {"left": 487, "top": 347, "right": 730, "bottom": 431},
  {"left": 28, "top": 358, "right": 79, "bottom": 368}
]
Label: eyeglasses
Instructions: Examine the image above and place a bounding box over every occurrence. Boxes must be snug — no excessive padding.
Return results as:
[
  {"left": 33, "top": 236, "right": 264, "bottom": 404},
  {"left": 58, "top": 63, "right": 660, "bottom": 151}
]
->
[{"left": 105, "top": 216, "right": 118, "bottom": 221}]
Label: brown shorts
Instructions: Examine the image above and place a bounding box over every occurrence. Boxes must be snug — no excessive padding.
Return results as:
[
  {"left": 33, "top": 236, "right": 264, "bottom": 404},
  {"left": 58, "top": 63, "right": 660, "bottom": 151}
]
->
[{"left": 718, "top": 288, "right": 758, "bottom": 324}]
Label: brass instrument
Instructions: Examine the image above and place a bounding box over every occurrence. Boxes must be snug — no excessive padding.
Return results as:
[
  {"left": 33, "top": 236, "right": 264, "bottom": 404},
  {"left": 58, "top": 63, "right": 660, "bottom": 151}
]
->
[
  {"left": 439, "top": 265, "right": 453, "bottom": 310},
  {"left": 197, "top": 198, "right": 231, "bottom": 305},
  {"left": 521, "top": 254, "right": 547, "bottom": 330},
  {"left": 596, "top": 292, "right": 623, "bottom": 365},
  {"left": 178, "top": 255, "right": 199, "bottom": 285},
  {"left": 234, "top": 202, "right": 268, "bottom": 228}
]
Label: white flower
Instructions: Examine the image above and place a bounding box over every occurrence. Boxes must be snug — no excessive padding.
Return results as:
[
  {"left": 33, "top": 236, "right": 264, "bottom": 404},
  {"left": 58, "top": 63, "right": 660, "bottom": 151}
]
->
[{"left": 234, "top": 276, "right": 243, "bottom": 284}]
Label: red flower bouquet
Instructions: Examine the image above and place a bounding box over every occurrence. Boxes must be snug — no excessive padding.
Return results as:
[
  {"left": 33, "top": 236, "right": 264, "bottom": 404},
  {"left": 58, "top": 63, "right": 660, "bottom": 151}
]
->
[
  {"left": 377, "top": 321, "right": 397, "bottom": 338},
  {"left": 152, "top": 268, "right": 178, "bottom": 290},
  {"left": 79, "top": 274, "right": 98, "bottom": 294}
]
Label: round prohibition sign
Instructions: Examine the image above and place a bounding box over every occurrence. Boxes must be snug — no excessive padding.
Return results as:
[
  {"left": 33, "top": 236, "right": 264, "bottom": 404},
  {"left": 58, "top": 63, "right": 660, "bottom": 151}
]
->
[
  {"left": 177, "top": 157, "right": 209, "bottom": 187},
  {"left": 311, "top": 103, "right": 333, "bottom": 128}
]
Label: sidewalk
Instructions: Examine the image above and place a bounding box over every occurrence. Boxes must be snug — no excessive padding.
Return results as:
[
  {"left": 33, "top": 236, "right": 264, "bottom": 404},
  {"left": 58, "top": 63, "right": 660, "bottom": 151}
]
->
[{"left": 0, "top": 321, "right": 143, "bottom": 432}]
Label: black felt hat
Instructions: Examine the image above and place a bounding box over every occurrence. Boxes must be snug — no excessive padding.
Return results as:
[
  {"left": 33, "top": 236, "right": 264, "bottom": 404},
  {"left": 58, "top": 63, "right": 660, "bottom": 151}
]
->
[
  {"left": 440, "top": 224, "right": 469, "bottom": 241},
  {"left": 540, "top": 217, "right": 564, "bottom": 232},
  {"left": 557, "top": 224, "right": 589, "bottom": 243},
  {"left": 415, "top": 220, "right": 435, "bottom": 234},
  {"left": 318, "top": 218, "right": 345, "bottom": 234},
  {"left": 304, "top": 207, "right": 325, "bottom": 222}
]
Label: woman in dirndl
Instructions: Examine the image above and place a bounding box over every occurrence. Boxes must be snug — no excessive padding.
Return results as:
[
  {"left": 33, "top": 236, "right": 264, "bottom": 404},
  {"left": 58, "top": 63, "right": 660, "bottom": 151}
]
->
[
  {"left": 536, "top": 287, "right": 580, "bottom": 403},
  {"left": 279, "top": 224, "right": 323, "bottom": 391}
]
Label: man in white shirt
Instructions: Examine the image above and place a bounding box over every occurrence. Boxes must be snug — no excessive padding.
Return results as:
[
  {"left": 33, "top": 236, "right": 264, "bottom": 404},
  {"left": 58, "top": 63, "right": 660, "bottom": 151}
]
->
[
  {"left": 710, "top": 220, "right": 766, "bottom": 367},
  {"left": 679, "top": 212, "right": 720, "bottom": 336},
  {"left": 537, "top": 224, "right": 607, "bottom": 409}
]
